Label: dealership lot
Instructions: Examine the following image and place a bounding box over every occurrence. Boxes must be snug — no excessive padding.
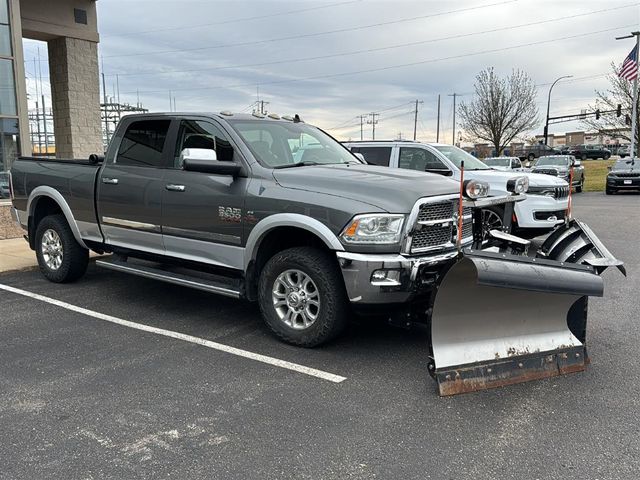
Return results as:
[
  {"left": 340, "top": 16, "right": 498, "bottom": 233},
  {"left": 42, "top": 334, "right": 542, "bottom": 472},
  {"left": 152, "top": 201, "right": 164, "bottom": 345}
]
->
[{"left": 0, "top": 193, "right": 638, "bottom": 480}]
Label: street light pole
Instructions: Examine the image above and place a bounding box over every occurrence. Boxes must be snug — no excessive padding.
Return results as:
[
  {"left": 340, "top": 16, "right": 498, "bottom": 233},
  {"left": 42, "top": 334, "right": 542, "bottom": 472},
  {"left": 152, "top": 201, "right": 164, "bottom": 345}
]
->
[
  {"left": 616, "top": 31, "right": 640, "bottom": 159},
  {"left": 544, "top": 75, "right": 572, "bottom": 146}
]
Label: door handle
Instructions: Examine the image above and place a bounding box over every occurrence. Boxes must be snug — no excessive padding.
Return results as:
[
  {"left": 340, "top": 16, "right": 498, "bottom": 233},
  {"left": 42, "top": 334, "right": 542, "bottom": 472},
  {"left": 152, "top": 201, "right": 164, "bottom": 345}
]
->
[
  {"left": 165, "top": 184, "right": 186, "bottom": 192},
  {"left": 102, "top": 177, "right": 119, "bottom": 185}
]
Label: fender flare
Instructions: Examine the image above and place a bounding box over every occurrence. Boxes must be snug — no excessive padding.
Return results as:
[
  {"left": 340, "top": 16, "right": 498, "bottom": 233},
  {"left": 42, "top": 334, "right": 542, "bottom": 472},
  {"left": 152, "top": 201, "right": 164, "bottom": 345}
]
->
[
  {"left": 243, "top": 213, "right": 344, "bottom": 270},
  {"left": 27, "top": 186, "right": 88, "bottom": 249}
]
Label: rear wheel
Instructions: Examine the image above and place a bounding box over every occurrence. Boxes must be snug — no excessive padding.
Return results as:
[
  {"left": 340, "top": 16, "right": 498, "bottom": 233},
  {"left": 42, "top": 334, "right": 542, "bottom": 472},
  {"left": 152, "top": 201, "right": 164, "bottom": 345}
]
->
[
  {"left": 581, "top": 154, "right": 587, "bottom": 161},
  {"left": 35, "top": 214, "right": 89, "bottom": 283},
  {"left": 258, "top": 247, "right": 348, "bottom": 347}
]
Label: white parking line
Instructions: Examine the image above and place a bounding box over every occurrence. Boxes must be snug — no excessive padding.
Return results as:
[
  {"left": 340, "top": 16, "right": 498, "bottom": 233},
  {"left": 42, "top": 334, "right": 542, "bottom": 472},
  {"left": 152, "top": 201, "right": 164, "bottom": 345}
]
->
[{"left": 0, "top": 283, "right": 347, "bottom": 384}]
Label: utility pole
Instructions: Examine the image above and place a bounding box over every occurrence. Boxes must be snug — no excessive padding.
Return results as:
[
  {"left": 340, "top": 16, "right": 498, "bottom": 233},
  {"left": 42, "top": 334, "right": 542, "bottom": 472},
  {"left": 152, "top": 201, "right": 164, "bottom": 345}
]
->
[
  {"left": 616, "top": 31, "right": 640, "bottom": 159},
  {"left": 358, "top": 114, "right": 367, "bottom": 141},
  {"left": 413, "top": 99, "right": 423, "bottom": 141},
  {"left": 367, "top": 112, "right": 379, "bottom": 140},
  {"left": 436, "top": 94, "right": 441, "bottom": 143},
  {"left": 448, "top": 93, "right": 460, "bottom": 145},
  {"left": 101, "top": 69, "right": 110, "bottom": 145},
  {"left": 37, "top": 47, "right": 49, "bottom": 155}
]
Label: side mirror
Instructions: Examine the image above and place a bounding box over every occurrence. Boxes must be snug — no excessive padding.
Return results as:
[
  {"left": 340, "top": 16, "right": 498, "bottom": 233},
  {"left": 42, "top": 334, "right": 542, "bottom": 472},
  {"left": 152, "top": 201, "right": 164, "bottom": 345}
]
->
[
  {"left": 573, "top": 160, "right": 581, "bottom": 167},
  {"left": 181, "top": 148, "right": 241, "bottom": 176}
]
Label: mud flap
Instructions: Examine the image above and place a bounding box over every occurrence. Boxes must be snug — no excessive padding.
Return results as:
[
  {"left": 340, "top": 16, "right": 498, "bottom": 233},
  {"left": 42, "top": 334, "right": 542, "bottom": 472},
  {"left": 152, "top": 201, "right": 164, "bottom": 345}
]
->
[{"left": 431, "top": 254, "right": 604, "bottom": 396}]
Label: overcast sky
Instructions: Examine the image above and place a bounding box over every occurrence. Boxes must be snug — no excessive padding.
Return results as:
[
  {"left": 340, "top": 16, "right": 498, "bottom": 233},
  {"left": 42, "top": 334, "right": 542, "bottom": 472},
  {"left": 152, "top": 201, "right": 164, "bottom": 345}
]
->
[{"left": 22, "top": 0, "right": 640, "bottom": 143}]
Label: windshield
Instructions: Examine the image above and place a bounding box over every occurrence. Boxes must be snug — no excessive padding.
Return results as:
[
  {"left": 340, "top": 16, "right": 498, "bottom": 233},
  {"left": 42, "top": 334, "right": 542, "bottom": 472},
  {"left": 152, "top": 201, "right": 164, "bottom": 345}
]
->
[
  {"left": 227, "top": 119, "right": 359, "bottom": 168},
  {"left": 483, "top": 158, "right": 510, "bottom": 167},
  {"left": 614, "top": 159, "right": 638, "bottom": 170},
  {"left": 536, "top": 156, "right": 570, "bottom": 167},
  {"left": 433, "top": 145, "right": 490, "bottom": 170}
]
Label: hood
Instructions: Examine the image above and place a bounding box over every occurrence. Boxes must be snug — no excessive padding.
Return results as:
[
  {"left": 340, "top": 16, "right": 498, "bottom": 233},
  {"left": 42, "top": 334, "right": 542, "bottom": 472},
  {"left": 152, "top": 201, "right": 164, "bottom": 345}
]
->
[
  {"left": 466, "top": 169, "right": 568, "bottom": 188},
  {"left": 272, "top": 164, "right": 459, "bottom": 212}
]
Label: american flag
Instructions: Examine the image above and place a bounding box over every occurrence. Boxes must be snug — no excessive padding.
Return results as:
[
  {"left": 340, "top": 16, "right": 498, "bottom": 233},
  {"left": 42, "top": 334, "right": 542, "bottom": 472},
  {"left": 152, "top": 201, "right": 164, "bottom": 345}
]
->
[{"left": 619, "top": 47, "right": 638, "bottom": 81}]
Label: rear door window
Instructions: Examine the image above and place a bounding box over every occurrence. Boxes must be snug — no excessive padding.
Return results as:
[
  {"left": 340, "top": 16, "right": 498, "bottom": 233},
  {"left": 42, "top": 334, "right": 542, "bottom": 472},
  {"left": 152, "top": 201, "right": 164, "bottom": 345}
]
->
[
  {"left": 116, "top": 120, "right": 171, "bottom": 167},
  {"left": 350, "top": 146, "right": 392, "bottom": 166},
  {"left": 398, "top": 147, "right": 447, "bottom": 171}
]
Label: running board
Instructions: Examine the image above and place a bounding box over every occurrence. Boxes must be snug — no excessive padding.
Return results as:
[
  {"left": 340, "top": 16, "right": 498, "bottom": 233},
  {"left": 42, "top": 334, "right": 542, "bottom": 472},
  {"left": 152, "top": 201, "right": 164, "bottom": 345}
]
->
[{"left": 96, "top": 257, "right": 241, "bottom": 299}]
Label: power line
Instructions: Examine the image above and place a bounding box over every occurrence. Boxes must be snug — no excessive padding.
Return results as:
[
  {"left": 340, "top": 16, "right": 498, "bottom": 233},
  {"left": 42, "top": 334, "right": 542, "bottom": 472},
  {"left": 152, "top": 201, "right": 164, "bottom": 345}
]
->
[
  {"left": 105, "top": 3, "right": 638, "bottom": 77},
  {"left": 121, "top": 25, "right": 633, "bottom": 96},
  {"left": 102, "top": 0, "right": 362, "bottom": 38},
  {"left": 103, "top": 0, "right": 518, "bottom": 59}
]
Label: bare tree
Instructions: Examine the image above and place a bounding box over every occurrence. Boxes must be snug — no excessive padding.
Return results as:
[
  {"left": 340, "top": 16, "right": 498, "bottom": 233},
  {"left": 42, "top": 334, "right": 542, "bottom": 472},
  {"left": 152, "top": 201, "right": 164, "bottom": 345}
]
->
[
  {"left": 459, "top": 68, "right": 539, "bottom": 155},
  {"left": 582, "top": 62, "right": 639, "bottom": 144}
]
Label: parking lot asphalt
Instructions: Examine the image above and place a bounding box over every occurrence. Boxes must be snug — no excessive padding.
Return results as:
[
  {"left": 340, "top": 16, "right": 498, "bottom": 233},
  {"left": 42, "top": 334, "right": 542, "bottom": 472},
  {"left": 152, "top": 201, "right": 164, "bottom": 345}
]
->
[{"left": 1, "top": 192, "right": 638, "bottom": 480}]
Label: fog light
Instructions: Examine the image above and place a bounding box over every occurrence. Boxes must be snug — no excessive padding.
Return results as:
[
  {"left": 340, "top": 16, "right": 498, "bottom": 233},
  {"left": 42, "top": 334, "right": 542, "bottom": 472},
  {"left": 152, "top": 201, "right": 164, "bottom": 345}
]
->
[{"left": 371, "top": 269, "right": 401, "bottom": 286}]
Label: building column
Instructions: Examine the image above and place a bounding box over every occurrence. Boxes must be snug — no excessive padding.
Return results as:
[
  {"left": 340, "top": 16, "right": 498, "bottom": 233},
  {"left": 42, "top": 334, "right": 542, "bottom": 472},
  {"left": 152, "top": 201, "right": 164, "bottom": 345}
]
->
[{"left": 48, "top": 36, "right": 102, "bottom": 158}]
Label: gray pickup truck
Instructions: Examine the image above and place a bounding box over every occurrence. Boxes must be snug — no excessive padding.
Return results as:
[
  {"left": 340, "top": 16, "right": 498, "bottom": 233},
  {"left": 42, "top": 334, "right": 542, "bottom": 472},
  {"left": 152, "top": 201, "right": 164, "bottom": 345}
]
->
[{"left": 9, "top": 112, "right": 624, "bottom": 395}]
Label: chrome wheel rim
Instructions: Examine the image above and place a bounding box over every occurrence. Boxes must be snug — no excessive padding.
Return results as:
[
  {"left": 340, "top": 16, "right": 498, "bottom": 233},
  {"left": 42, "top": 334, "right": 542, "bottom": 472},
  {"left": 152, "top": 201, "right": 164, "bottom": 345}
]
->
[
  {"left": 41, "top": 229, "right": 63, "bottom": 271},
  {"left": 272, "top": 269, "right": 320, "bottom": 330},
  {"left": 481, "top": 210, "right": 503, "bottom": 237}
]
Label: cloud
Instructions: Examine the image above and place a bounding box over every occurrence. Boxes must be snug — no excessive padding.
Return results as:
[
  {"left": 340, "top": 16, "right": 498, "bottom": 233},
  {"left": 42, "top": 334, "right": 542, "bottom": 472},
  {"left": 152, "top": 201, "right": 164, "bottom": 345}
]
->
[{"left": 26, "top": 0, "right": 639, "bottom": 142}]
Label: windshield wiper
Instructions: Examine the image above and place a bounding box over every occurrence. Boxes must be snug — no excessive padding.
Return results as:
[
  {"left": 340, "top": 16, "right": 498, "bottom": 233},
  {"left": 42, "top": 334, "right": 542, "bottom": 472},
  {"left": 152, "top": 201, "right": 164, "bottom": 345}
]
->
[{"left": 274, "top": 161, "right": 322, "bottom": 169}]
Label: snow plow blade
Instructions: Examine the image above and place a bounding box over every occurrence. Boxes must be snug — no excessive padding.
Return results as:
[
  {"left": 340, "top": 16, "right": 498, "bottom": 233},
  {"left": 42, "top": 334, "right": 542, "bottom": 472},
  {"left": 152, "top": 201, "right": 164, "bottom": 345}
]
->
[{"left": 431, "top": 220, "right": 623, "bottom": 396}]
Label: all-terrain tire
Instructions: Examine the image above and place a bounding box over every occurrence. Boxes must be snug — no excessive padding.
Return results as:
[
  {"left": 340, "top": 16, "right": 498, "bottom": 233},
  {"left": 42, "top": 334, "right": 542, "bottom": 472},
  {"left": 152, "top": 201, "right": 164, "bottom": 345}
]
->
[
  {"left": 605, "top": 186, "right": 614, "bottom": 195},
  {"left": 258, "top": 247, "right": 349, "bottom": 347},
  {"left": 576, "top": 178, "right": 583, "bottom": 193},
  {"left": 35, "top": 214, "right": 89, "bottom": 283}
]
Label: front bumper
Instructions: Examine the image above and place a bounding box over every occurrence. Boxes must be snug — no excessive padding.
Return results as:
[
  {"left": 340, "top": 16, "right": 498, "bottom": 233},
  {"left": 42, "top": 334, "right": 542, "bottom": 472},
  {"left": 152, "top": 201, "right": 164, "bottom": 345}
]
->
[
  {"left": 515, "top": 194, "right": 568, "bottom": 229},
  {"left": 607, "top": 176, "right": 640, "bottom": 190},
  {"left": 336, "top": 250, "right": 458, "bottom": 305}
]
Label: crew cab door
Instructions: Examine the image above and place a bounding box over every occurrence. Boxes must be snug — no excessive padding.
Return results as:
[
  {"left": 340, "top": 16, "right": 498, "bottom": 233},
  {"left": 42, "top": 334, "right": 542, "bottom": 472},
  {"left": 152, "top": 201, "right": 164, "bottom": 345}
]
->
[
  {"left": 161, "top": 118, "right": 247, "bottom": 270},
  {"left": 97, "top": 118, "right": 171, "bottom": 254}
]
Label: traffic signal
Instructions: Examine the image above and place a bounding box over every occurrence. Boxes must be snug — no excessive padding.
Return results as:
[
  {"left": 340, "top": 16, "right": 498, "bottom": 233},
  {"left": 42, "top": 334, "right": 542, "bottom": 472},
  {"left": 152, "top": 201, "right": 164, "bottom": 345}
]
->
[
  {"left": 595, "top": 109, "right": 600, "bottom": 120},
  {"left": 617, "top": 104, "right": 622, "bottom": 117}
]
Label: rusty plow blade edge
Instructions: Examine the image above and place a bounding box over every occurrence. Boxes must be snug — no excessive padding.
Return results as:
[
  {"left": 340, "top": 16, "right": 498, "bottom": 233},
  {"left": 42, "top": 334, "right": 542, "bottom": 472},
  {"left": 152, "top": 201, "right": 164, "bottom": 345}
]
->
[{"left": 431, "top": 254, "right": 603, "bottom": 396}]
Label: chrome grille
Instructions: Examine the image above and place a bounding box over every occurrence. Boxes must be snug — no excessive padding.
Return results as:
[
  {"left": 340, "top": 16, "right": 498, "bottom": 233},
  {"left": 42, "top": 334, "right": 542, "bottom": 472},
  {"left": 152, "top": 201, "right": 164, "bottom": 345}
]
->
[
  {"left": 409, "top": 198, "right": 473, "bottom": 253},
  {"left": 417, "top": 201, "right": 454, "bottom": 222},
  {"left": 534, "top": 168, "right": 558, "bottom": 176},
  {"left": 554, "top": 186, "right": 570, "bottom": 199}
]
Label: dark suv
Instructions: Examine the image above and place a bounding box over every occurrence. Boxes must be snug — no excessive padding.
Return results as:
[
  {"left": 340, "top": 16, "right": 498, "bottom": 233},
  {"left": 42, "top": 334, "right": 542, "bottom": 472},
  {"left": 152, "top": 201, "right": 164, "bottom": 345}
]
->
[{"left": 564, "top": 144, "right": 611, "bottom": 160}]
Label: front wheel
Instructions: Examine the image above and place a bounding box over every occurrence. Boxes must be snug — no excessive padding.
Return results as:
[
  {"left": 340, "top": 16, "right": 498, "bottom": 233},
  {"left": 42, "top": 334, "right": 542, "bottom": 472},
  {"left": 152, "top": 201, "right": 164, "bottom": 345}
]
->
[
  {"left": 605, "top": 186, "right": 615, "bottom": 195},
  {"left": 258, "top": 247, "right": 349, "bottom": 347},
  {"left": 480, "top": 206, "right": 506, "bottom": 237},
  {"left": 581, "top": 154, "right": 587, "bottom": 161},
  {"left": 576, "top": 177, "right": 584, "bottom": 193},
  {"left": 35, "top": 214, "right": 89, "bottom": 283},
  {"left": 604, "top": 153, "right": 611, "bottom": 160}
]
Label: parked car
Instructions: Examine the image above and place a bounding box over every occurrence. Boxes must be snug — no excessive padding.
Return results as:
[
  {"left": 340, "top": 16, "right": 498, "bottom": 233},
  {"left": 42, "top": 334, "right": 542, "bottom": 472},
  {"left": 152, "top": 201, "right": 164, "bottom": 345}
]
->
[
  {"left": 617, "top": 144, "right": 631, "bottom": 158},
  {"left": 0, "top": 171, "right": 10, "bottom": 199},
  {"left": 606, "top": 158, "right": 640, "bottom": 194},
  {"left": 9, "top": 112, "right": 623, "bottom": 396},
  {"left": 565, "top": 144, "right": 611, "bottom": 160},
  {"left": 531, "top": 155, "right": 585, "bottom": 192},
  {"left": 513, "top": 144, "right": 560, "bottom": 162},
  {"left": 345, "top": 141, "right": 571, "bottom": 234},
  {"left": 481, "top": 156, "right": 524, "bottom": 171}
]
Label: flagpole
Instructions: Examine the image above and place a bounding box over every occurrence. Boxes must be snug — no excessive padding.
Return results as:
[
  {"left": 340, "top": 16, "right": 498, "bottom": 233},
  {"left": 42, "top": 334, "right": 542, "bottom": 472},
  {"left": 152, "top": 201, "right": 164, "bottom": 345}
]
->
[{"left": 631, "top": 33, "right": 639, "bottom": 160}]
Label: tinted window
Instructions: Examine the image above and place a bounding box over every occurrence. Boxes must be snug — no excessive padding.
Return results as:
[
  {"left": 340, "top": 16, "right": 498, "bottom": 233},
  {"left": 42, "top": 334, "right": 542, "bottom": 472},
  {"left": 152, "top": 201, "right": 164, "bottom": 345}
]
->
[
  {"left": 175, "top": 119, "right": 233, "bottom": 167},
  {"left": 511, "top": 158, "right": 521, "bottom": 168},
  {"left": 399, "top": 147, "right": 446, "bottom": 171},
  {"left": 350, "top": 146, "right": 391, "bottom": 166},
  {"left": 116, "top": 120, "right": 170, "bottom": 167}
]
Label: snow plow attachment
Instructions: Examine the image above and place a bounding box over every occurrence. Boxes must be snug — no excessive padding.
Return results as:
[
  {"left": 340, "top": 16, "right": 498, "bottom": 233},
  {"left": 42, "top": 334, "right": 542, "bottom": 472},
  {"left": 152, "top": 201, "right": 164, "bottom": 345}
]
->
[{"left": 430, "top": 219, "right": 624, "bottom": 396}]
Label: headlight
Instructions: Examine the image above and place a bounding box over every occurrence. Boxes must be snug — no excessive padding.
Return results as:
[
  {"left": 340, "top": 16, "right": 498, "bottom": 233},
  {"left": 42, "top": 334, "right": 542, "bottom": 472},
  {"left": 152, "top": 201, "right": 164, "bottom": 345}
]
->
[
  {"left": 463, "top": 180, "right": 490, "bottom": 199},
  {"left": 507, "top": 176, "right": 529, "bottom": 194},
  {"left": 340, "top": 214, "right": 405, "bottom": 244}
]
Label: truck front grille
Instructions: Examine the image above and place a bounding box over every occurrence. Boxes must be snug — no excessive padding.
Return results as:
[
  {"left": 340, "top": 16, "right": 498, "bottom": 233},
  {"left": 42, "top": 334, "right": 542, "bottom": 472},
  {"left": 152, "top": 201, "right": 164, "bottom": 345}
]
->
[
  {"left": 534, "top": 168, "right": 558, "bottom": 176},
  {"left": 408, "top": 198, "right": 473, "bottom": 254},
  {"left": 555, "top": 186, "right": 570, "bottom": 198},
  {"left": 615, "top": 172, "right": 640, "bottom": 178}
]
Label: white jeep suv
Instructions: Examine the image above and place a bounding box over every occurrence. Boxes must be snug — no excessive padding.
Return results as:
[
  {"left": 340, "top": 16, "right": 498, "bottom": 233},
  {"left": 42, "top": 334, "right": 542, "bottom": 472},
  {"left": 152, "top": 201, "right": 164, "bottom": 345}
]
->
[{"left": 344, "top": 141, "right": 570, "bottom": 233}]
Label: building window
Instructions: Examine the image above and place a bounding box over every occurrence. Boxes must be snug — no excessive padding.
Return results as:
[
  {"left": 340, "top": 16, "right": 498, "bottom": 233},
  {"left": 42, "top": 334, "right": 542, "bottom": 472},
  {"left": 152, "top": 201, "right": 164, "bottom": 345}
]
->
[
  {"left": 0, "top": 118, "right": 19, "bottom": 197},
  {"left": 0, "top": 58, "right": 17, "bottom": 116}
]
